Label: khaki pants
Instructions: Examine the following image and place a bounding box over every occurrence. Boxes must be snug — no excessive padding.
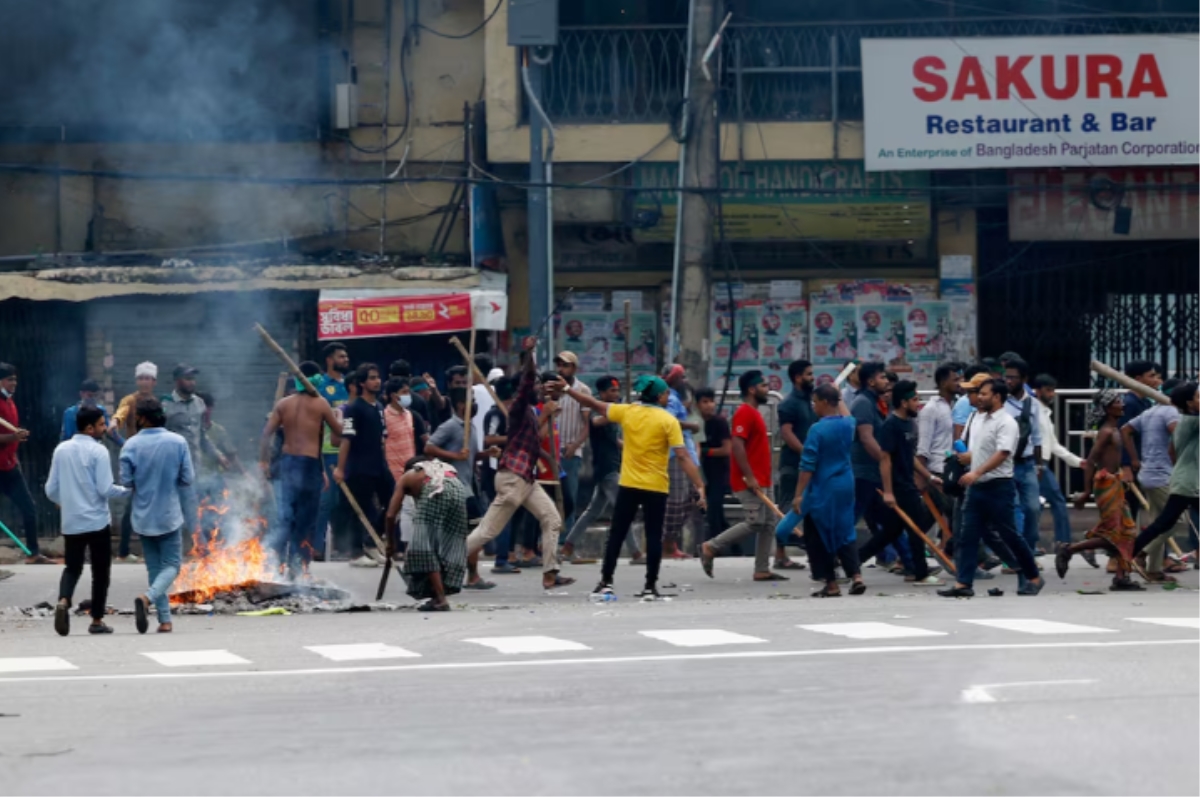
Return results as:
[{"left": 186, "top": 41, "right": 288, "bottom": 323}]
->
[
  {"left": 707, "top": 489, "right": 774, "bottom": 573},
  {"left": 1143, "top": 483, "right": 1173, "bottom": 573},
  {"left": 467, "top": 470, "right": 562, "bottom": 574}
]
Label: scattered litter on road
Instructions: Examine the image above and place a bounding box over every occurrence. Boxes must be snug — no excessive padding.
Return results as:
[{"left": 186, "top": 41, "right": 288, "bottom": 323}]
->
[
  {"left": 236, "top": 607, "right": 292, "bottom": 617},
  {"left": 987, "top": 588, "right": 1004, "bottom": 597}
]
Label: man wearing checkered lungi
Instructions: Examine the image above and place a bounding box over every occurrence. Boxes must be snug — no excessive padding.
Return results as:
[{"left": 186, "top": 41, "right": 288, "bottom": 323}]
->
[{"left": 662, "top": 365, "right": 702, "bottom": 558}]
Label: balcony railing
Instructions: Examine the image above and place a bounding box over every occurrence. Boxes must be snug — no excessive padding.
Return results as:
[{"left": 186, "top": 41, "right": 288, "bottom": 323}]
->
[{"left": 539, "top": 15, "right": 1199, "bottom": 125}]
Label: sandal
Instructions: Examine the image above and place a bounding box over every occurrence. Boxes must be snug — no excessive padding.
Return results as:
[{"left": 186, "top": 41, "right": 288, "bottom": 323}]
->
[
  {"left": 1146, "top": 572, "right": 1178, "bottom": 584},
  {"left": 811, "top": 584, "right": 841, "bottom": 598},
  {"left": 418, "top": 602, "right": 450, "bottom": 612},
  {"left": 462, "top": 579, "right": 496, "bottom": 590},
  {"left": 700, "top": 546, "right": 714, "bottom": 578},
  {"left": 775, "top": 559, "right": 807, "bottom": 570},
  {"left": 1055, "top": 546, "right": 1072, "bottom": 579},
  {"left": 544, "top": 575, "right": 576, "bottom": 589},
  {"left": 1163, "top": 560, "right": 1188, "bottom": 574},
  {"left": 849, "top": 580, "right": 867, "bottom": 596},
  {"left": 753, "top": 572, "right": 789, "bottom": 582},
  {"left": 1110, "top": 578, "right": 1145, "bottom": 592}
]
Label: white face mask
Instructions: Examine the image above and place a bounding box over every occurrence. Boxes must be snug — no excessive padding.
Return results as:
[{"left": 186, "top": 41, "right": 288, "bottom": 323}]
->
[{"left": 399, "top": 394, "right": 412, "bottom": 409}]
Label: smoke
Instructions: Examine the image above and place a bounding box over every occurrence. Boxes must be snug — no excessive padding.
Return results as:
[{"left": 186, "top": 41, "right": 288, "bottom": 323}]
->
[
  {"left": 0, "top": 0, "right": 334, "bottom": 250},
  {"left": 0, "top": 0, "right": 321, "bottom": 138}
]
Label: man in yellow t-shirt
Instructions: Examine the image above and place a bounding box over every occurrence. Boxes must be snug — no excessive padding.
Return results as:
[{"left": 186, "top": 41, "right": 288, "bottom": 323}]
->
[{"left": 549, "top": 373, "right": 706, "bottom": 598}]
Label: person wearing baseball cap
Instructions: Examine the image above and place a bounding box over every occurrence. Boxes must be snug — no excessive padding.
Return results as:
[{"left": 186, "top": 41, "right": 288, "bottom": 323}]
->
[
  {"left": 553, "top": 350, "right": 591, "bottom": 533},
  {"left": 60, "top": 378, "right": 111, "bottom": 443}
]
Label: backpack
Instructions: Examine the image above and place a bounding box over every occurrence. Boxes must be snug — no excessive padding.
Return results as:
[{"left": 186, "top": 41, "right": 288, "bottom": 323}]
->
[
  {"left": 942, "top": 414, "right": 974, "bottom": 498},
  {"left": 1014, "top": 396, "right": 1033, "bottom": 459}
]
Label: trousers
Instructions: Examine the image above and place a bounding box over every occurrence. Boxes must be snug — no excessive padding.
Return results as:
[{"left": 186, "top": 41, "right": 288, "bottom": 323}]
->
[
  {"left": 602, "top": 486, "right": 668, "bottom": 586},
  {"left": 59, "top": 527, "right": 112, "bottom": 621},
  {"left": 707, "top": 489, "right": 775, "bottom": 573},
  {"left": 468, "top": 470, "right": 563, "bottom": 574},
  {"left": 0, "top": 467, "right": 39, "bottom": 556}
]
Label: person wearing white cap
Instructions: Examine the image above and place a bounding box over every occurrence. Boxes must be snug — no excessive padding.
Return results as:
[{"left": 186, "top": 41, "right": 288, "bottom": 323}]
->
[{"left": 109, "top": 361, "right": 159, "bottom": 563}]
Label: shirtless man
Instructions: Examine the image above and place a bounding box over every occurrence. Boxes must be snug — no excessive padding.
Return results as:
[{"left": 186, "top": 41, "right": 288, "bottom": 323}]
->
[
  {"left": 1057, "top": 390, "right": 1142, "bottom": 591},
  {"left": 260, "top": 366, "right": 343, "bottom": 575}
]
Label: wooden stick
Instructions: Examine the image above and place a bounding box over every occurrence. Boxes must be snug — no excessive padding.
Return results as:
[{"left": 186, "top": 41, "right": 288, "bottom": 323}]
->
[
  {"left": 623, "top": 300, "right": 633, "bottom": 403},
  {"left": 752, "top": 487, "right": 785, "bottom": 520},
  {"left": 833, "top": 360, "right": 857, "bottom": 388},
  {"left": 1129, "top": 483, "right": 1188, "bottom": 559},
  {"left": 338, "top": 481, "right": 407, "bottom": 589},
  {"left": 877, "top": 489, "right": 956, "bottom": 575},
  {"left": 449, "top": 336, "right": 507, "bottom": 418},
  {"left": 1090, "top": 360, "right": 1170, "bottom": 406},
  {"left": 463, "top": 328, "right": 476, "bottom": 457},
  {"left": 255, "top": 324, "right": 319, "bottom": 397},
  {"left": 921, "top": 491, "right": 952, "bottom": 549}
]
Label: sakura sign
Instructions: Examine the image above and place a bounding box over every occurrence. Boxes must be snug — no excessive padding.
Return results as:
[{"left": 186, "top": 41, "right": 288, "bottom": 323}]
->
[{"left": 862, "top": 36, "right": 1200, "bottom": 171}]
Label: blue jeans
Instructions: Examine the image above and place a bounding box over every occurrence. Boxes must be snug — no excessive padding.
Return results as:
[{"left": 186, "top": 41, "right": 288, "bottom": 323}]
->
[
  {"left": 1012, "top": 460, "right": 1042, "bottom": 554},
  {"left": 561, "top": 456, "right": 583, "bottom": 533},
  {"left": 1038, "top": 466, "right": 1072, "bottom": 546},
  {"left": 274, "top": 455, "right": 323, "bottom": 572},
  {"left": 314, "top": 453, "right": 340, "bottom": 555},
  {"left": 141, "top": 530, "right": 182, "bottom": 623},
  {"left": 956, "top": 479, "right": 1039, "bottom": 589}
]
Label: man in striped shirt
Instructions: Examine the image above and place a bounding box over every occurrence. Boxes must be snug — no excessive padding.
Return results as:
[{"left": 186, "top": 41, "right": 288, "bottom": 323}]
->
[{"left": 554, "top": 351, "right": 591, "bottom": 532}]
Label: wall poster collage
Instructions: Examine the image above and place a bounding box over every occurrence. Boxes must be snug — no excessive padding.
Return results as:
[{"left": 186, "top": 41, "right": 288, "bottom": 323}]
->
[{"left": 554, "top": 291, "right": 659, "bottom": 394}]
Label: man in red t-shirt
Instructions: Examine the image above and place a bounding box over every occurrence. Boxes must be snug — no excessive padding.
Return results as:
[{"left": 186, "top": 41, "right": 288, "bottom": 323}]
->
[
  {"left": 0, "top": 363, "right": 46, "bottom": 563},
  {"left": 701, "top": 370, "right": 785, "bottom": 581}
]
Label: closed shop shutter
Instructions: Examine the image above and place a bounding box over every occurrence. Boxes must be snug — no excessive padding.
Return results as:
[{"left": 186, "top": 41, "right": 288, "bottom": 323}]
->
[{"left": 89, "top": 290, "right": 313, "bottom": 461}]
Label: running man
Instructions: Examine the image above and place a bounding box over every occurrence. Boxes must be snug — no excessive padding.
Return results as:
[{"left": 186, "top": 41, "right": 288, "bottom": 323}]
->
[
  {"left": 548, "top": 373, "right": 707, "bottom": 598},
  {"left": 1057, "top": 390, "right": 1143, "bottom": 590}
]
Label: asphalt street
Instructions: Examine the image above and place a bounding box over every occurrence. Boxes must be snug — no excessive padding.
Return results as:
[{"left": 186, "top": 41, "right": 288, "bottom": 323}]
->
[{"left": 1, "top": 556, "right": 1197, "bottom": 796}]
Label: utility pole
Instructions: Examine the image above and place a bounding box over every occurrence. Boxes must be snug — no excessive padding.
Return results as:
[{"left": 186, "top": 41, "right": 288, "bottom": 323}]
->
[
  {"left": 674, "top": 0, "right": 721, "bottom": 384},
  {"left": 526, "top": 54, "right": 550, "bottom": 357}
]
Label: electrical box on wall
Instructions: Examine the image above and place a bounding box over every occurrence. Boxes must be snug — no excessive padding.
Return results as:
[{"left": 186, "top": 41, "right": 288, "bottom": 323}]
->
[
  {"left": 334, "top": 83, "right": 358, "bottom": 129},
  {"left": 507, "top": 0, "right": 557, "bottom": 46}
]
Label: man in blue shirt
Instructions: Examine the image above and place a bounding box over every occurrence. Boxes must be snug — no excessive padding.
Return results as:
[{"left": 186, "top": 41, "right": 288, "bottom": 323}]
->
[
  {"left": 1119, "top": 360, "right": 1162, "bottom": 522},
  {"left": 47, "top": 406, "right": 129, "bottom": 636},
  {"left": 1003, "top": 359, "right": 1043, "bottom": 560},
  {"left": 119, "top": 397, "right": 194, "bottom": 634},
  {"left": 315, "top": 343, "right": 350, "bottom": 560},
  {"left": 60, "top": 379, "right": 111, "bottom": 443}
]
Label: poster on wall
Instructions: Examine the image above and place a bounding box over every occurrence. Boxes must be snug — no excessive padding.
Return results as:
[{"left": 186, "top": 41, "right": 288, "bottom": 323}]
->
[
  {"left": 759, "top": 300, "right": 808, "bottom": 362},
  {"left": 857, "top": 304, "right": 910, "bottom": 369},
  {"left": 906, "top": 301, "right": 953, "bottom": 362},
  {"left": 810, "top": 305, "right": 860, "bottom": 366},
  {"left": 558, "top": 309, "right": 660, "bottom": 377}
]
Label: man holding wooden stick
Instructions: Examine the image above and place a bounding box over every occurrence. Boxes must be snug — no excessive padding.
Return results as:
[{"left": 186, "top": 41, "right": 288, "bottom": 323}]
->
[
  {"left": 701, "top": 370, "right": 786, "bottom": 582},
  {"left": 333, "top": 363, "right": 394, "bottom": 567},
  {"left": 0, "top": 363, "right": 48, "bottom": 563},
  {"left": 463, "top": 337, "right": 573, "bottom": 591},
  {"left": 858, "top": 380, "right": 944, "bottom": 587}
]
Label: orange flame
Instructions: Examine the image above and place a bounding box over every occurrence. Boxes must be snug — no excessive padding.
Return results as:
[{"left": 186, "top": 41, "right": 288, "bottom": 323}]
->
[{"left": 171, "top": 492, "right": 275, "bottom": 604}]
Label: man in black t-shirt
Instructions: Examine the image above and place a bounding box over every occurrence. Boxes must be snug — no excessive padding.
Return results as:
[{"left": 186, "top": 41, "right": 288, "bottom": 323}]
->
[
  {"left": 697, "top": 388, "right": 731, "bottom": 543},
  {"left": 560, "top": 377, "right": 644, "bottom": 564},
  {"left": 334, "top": 363, "right": 395, "bottom": 567},
  {"left": 856, "top": 380, "right": 942, "bottom": 586},
  {"left": 775, "top": 359, "right": 816, "bottom": 567}
]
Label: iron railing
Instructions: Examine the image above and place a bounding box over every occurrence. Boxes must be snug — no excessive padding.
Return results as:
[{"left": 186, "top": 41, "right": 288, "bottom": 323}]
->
[{"left": 539, "top": 15, "right": 1200, "bottom": 124}]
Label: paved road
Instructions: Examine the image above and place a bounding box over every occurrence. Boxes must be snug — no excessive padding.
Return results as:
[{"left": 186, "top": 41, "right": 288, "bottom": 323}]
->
[{"left": 1, "top": 557, "right": 1197, "bottom": 795}]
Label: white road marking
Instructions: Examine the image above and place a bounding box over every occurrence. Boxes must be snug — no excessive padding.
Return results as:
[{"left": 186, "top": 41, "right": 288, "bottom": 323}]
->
[
  {"left": 963, "top": 619, "right": 1116, "bottom": 635},
  {"left": 140, "top": 650, "right": 251, "bottom": 667},
  {"left": 798, "top": 622, "right": 947, "bottom": 640},
  {"left": 1128, "top": 617, "right": 1200, "bottom": 630},
  {"left": 0, "top": 639, "right": 1193, "bottom": 684},
  {"left": 0, "top": 657, "right": 77, "bottom": 674},
  {"left": 961, "top": 679, "right": 1098, "bottom": 704},
  {"left": 464, "top": 636, "right": 591, "bottom": 654},
  {"left": 640, "top": 629, "right": 766, "bottom": 648},
  {"left": 305, "top": 643, "right": 421, "bottom": 662}
]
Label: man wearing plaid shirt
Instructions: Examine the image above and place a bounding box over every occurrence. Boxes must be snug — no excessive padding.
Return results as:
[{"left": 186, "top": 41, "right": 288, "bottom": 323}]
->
[{"left": 465, "top": 337, "right": 574, "bottom": 591}]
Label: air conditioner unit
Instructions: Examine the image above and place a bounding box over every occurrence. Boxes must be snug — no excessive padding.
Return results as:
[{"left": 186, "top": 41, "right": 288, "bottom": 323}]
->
[{"left": 335, "top": 83, "right": 359, "bottom": 130}]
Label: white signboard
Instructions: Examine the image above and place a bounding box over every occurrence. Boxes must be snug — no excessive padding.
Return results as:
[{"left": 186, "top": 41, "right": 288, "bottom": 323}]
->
[{"left": 862, "top": 36, "right": 1200, "bottom": 171}]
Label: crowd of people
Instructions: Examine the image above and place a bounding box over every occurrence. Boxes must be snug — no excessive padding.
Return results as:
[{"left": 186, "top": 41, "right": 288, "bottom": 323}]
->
[{"left": 0, "top": 340, "right": 1196, "bottom": 630}]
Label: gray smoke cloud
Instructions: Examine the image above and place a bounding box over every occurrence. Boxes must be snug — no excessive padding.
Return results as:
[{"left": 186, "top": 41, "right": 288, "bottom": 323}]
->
[{"left": 0, "top": 0, "right": 322, "bottom": 138}]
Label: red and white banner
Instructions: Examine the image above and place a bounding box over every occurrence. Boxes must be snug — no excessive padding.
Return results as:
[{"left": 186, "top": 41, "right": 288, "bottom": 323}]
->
[
  {"left": 1009, "top": 167, "right": 1199, "bottom": 240},
  {"left": 318, "top": 291, "right": 506, "bottom": 340}
]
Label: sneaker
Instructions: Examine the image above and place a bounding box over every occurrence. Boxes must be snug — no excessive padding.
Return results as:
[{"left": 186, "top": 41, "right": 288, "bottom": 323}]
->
[
  {"left": 365, "top": 548, "right": 387, "bottom": 565},
  {"left": 912, "top": 575, "right": 945, "bottom": 586},
  {"left": 115, "top": 555, "right": 141, "bottom": 564},
  {"left": 592, "top": 581, "right": 614, "bottom": 596},
  {"left": 349, "top": 555, "right": 381, "bottom": 568},
  {"left": 637, "top": 585, "right": 663, "bottom": 601},
  {"left": 491, "top": 562, "right": 521, "bottom": 574}
]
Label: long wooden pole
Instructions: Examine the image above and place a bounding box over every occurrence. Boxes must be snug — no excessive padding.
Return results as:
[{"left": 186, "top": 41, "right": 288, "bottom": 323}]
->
[
  {"left": 1091, "top": 360, "right": 1170, "bottom": 406},
  {"left": 877, "top": 489, "right": 956, "bottom": 575},
  {"left": 623, "top": 300, "right": 633, "bottom": 403},
  {"left": 450, "top": 336, "right": 507, "bottom": 418},
  {"left": 255, "top": 324, "right": 319, "bottom": 397},
  {"left": 752, "top": 487, "right": 785, "bottom": 520},
  {"left": 1128, "top": 481, "right": 1186, "bottom": 559},
  {"left": 921, "top": 491, "right": 953, "bottom": 549},
  {"left": 463, "top": 328, "right": 476, "bottom": 458}
]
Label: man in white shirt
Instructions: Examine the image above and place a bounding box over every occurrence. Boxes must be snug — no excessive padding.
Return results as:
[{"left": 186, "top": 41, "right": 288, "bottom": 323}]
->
[
  {"left": 46, "top": 406, "right": 130, "bottom": 636},
  {"left": 554, "top": 351, "right": 591, "bottom": 531},
  {"left": 939, "top": 378, "right": 1044, "bottom": 598},
  {"left": 917, "top": 364, "right": 960, "bottom": 477},
  {"left": 1032, "top": 375, "right": 1084, "bottom": 554}
]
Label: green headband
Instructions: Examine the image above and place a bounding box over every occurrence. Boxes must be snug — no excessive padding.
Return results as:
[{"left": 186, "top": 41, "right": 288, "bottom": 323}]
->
[{"left": 634, "top": 374, "right": 669, "bottom": 402}]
